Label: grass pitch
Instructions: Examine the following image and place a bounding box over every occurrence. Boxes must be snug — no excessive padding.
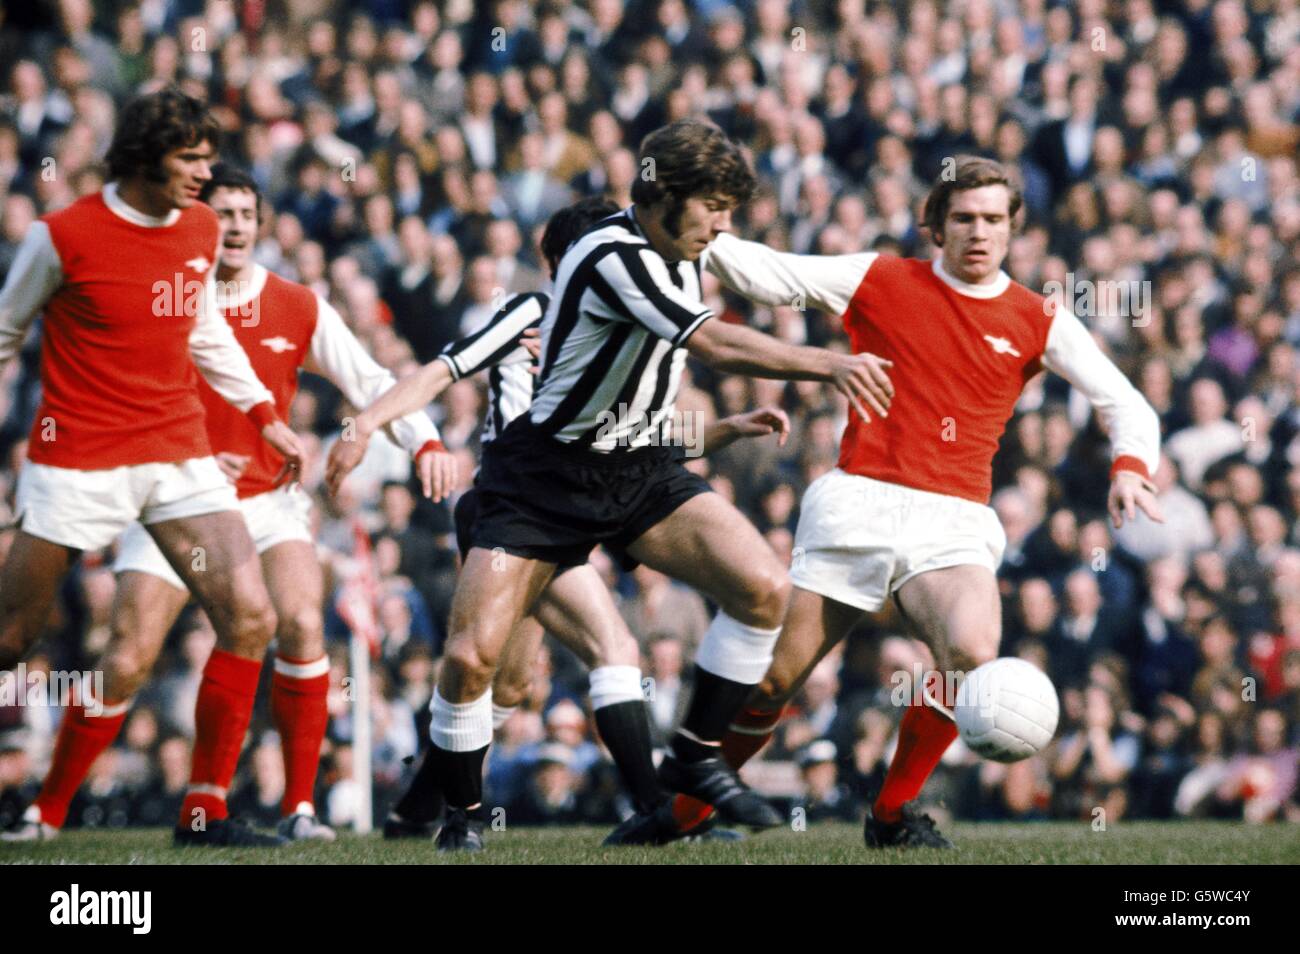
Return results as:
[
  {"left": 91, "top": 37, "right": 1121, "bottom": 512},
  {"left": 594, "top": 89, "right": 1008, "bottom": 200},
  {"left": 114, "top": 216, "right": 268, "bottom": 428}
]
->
[{"left": 0, "top": 821, "right": 1292, "bottom": 865}]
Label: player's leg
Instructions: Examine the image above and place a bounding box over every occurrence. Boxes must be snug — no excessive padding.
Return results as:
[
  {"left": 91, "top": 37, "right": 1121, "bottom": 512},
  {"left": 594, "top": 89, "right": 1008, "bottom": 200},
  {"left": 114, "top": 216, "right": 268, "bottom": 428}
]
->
[
  {"left": 0, "top": 531, "right": 79, "bottom": 672},
  {"left": 490, "top": 616, "right": 546, "bottom": 719},
  {"left": 867, "top": 564, "right": 1000, "bottom": 847},
  {"left": 5, "top": 561, "right": 187, "bottom": 840},
  {"left": 260, "top": 538, "right": 334, "bottom": 841},
  {"left": 385, "top": 614, "right": 545, "bottom": 840},
  {"left": 668, "top": 586, "right": 865, "bottom": 833},
  {"left": 428, "top": 546, "right": 555, "bottom": 849},
  {"left": 146, "top": 508, "right": 279, "bottom": 842},
  {"left": 529, "top": 565, "right": 666, "bottom": 817},
  {"left": 744, "top": 587, "right": 866, "bottom": 753},
  {"left": 623, "top": 492, "right": 789, "bottom": 828}
]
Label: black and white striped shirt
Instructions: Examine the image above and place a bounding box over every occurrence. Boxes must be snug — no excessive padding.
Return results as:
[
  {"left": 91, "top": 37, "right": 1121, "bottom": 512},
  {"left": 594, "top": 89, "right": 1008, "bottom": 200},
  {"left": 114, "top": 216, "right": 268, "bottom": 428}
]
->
[
  {"left": 437, "top": 291, "right": 545, "bottom": 444},
  {"left": 529, "top": 208, "right": 711, "bottom": 453}
]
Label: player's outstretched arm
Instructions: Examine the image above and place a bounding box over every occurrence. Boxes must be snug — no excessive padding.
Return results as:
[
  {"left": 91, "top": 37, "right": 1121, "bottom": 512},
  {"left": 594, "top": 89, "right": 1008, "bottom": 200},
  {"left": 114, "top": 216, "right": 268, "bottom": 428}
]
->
[
  {"left": 0, "top": 223, "right": 63, "bottom": 371},
  {"left": 307, "top": 297, "right": 453, "bottom": 499},
  {"left": 329, "top": 289, "right": 550, "bottom": 495},
  {"left": 1041, "top": 306, "right": 1163, "bottom": 529},
  {"left": 338, "top": 290, "right": 544, "bottom": 450},
  {"left": 687, "top": 318, "right": 894, "bottom": 423},
  {"left": 323, "top": 359, "right": 452, "bottom": 497},
  {"left": 703, "top": 231, "right": 874, "bottom": 317},
  {"left": 440, "top": 291, "right": 546, "bottom": 380},
  {"left": 700, "top": 406, "right": 790, "bottom": 455}
]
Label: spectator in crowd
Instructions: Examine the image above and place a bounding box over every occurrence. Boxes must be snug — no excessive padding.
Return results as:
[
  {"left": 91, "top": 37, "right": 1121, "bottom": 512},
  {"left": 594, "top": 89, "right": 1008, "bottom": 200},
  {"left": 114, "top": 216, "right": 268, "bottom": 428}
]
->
[{"left": 791, "top": 740, "right": 858, "bottom": 824}]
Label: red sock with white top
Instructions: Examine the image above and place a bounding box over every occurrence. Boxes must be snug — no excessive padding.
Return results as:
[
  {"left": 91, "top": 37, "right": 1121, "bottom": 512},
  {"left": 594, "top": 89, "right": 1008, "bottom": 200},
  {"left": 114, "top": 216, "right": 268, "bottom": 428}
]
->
[
  {"left": 178, "top": 649, "right": 262, "bottom": 829},
  {"left": 271, "top": 653, "right": 330, "bottom": 818}
]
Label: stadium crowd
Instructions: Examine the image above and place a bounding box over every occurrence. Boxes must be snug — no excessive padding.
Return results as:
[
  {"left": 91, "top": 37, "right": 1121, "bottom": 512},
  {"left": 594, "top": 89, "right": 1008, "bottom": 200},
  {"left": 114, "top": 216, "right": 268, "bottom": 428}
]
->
[{"left": 1, "top": 0, "right": 1299, "bottom": 833}]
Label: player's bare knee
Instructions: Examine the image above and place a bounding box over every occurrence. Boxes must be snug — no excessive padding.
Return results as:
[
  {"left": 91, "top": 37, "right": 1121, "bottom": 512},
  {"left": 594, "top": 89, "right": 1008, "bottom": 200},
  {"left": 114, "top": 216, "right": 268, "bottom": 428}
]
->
[
  {"left": 444, "top": 632, "right": 495, "bottom": 682},
  {"left": 278, "top": 606, "right": 325, "bottom": 659},
  {"left": 224, "top": 598, "right": 277, "bottom": 655},
  {"left": 726, "top": 563, "right": 790, "bottom": 629},
  {"left": 103, "top": 642, "right": 151, "bottom": 696},
  {"left": 952, "top": 627, "right": 1000, "bottom": 671},
  {"left": 492, "top": 675, "right": 529, "bottom": 710}
]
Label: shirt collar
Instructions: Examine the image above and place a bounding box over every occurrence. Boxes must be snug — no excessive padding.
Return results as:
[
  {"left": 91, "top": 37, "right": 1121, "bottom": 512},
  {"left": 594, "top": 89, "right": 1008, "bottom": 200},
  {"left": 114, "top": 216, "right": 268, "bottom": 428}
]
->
[
  {"left": 625, "top": 204, "right": 648, "bottom": 240},
  {"left": 103, "top": 181, "right": 182, "bottom": 228},
  {"left": 931, "top": 257, "right": 1010, "bottom": 299}
]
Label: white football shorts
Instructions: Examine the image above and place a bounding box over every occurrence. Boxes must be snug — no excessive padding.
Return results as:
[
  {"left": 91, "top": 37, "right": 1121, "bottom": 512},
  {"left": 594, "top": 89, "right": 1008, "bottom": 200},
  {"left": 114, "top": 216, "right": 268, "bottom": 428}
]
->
[
  {"left": 15, "top": 457, "right": 237, "bottom": 552},
  {"left": 113, "top": 483, "right": 314, "bottom": 590},
  {"left": 789, "top": 468, "right": 1007, "bottom": 611}
]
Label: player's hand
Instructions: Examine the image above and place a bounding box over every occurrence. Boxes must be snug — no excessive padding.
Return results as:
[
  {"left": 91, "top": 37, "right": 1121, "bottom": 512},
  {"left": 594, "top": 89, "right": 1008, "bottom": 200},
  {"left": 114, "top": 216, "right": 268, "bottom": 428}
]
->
[
  {"left": 1107, "top": 470, "right": 1163, "bottom": 529},
  {"left": 215, "top": 451, "right": 250, "bottom": 484},
  {"left": 723, "top": 406, "right": 791, "bottom": 447},
  {"left": 416, "top": 447, "right": 458, "bottom": 502},
  {"left": 520, "top": 326, "right": 542, "bottom": 360},
  {"left": 830, "top": 352, "right": 893, "bottom": 423},
  {"left": 325, "top": 430, "right": 370, "bottom": 497},
  {"left": 261, "top": 421, "right": 303, "bottom": 485}
]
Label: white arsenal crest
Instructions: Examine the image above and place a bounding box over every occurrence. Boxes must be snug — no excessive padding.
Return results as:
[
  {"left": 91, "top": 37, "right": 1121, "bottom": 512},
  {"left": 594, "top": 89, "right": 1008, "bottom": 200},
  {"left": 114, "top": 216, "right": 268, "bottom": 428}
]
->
[
  {"left": 261, "top": 336, "right": 297, "bottom": 353},
  {"left": 982, "top": 334, "right": 1021, "bottom": 358}
]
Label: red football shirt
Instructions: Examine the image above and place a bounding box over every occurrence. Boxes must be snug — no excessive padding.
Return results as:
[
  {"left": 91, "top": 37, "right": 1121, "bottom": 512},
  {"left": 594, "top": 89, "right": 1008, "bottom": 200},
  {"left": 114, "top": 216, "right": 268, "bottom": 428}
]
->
[
  {"left": 31, "top": 192, "right": 224, "bottom": 468},
  {"left": 837, "top": 256, "right": 1053, "bottom": 504},
  {"left": 197, "top": 268, "right": 318, "bottom": 498}
]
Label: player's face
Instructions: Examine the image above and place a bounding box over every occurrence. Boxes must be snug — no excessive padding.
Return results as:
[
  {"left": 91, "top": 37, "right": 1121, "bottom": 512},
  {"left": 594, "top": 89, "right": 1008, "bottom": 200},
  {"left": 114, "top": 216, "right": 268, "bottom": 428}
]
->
[
  {"left": 209, "top": 186, "right": 259, "bottom": 271},
  {"left": 673, "top": 195, "right": 736, "bottom": 261},
  {"left": 157, "top": 139, "right": 215, "bottom": 211},
  {"left": 939, "top": 185, "right": 1012, "bottom": 285}
]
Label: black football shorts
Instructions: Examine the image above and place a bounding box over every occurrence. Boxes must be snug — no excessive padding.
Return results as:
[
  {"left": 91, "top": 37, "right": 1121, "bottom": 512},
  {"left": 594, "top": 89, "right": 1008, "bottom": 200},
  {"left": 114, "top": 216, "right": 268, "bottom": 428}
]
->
[{"left": 465, "top": 418, "right": 710, "bottom": 569}]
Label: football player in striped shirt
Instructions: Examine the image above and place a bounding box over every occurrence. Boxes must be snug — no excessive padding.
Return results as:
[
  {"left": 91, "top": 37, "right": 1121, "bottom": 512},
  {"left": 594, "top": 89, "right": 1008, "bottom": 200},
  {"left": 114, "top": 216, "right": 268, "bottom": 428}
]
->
[
  {"left": 327, "top": 197, "right": 793, "bottom": 844},
  {"left": 378, "top": 120, "right": 894, "bottom": 850},
  {"left": 1, "top": 164, "right": 451, "bottom": 844},
  {"left": 0, "top": 91, "right": 304, "bottom": 847}
]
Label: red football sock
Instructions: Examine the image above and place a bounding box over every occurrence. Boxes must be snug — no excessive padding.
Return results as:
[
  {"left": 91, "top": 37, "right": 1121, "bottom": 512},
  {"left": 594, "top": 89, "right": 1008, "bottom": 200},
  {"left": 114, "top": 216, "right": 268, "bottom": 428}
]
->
[
  {"left": 671, "top": 706, "right": 783, "bottom": 832},
  {"left": 874, "top": 675, "right": 958, "bottom": 824},
  {"left": 34, "top": 699, "right": 130, "bottom": 829},
  {"left": 179, "top": 649, "right": 262, "bottom": 829},
  {"left": 271, "top": 654, "right": 330, "bottom": 817},
  {"left": 720, "top": 705, "right": 782, "bottom": 767}
]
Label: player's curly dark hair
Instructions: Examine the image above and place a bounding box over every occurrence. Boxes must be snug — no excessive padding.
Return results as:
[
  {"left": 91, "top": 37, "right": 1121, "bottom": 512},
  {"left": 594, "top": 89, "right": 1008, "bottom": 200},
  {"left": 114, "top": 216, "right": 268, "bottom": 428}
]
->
[
  {"left": 105, "top": 87, "right": 221, "bottom": 183},
  {"left": 631, "top": 120, "right": 756, "bottom": 234},
  {"left": 540, "top": 196, "right": 620, "bottom": 277},
  {"left": 922, "top": 155, "right": 1023, "bottom": 246}
]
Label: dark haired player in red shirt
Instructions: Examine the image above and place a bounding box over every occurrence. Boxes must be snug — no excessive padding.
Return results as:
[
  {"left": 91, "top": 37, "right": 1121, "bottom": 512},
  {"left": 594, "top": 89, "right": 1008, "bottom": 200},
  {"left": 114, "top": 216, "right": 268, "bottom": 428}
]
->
[
  {"left": 2, "top": 163, "right": 451, "bottom": 844},
  {"left": 0, "top": 89, "right": 303, "bottom": 847}
]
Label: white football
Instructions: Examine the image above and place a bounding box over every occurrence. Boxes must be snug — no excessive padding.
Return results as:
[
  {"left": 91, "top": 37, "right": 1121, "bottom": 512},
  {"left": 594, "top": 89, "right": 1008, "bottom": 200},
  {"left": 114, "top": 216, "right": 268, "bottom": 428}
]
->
[{"left": 955, "top": 658, "right": 1060, "bottom": 762}]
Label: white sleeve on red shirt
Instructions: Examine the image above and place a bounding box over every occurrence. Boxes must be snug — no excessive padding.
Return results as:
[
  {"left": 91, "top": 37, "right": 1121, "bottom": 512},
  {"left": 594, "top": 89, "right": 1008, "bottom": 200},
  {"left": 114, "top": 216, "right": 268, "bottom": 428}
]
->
[
  {"left": 0, "top": 223, "right": 63, "bottom": 368},
  {"left": 703, "top": 232, "right": 877, "bottom": 319},
  {"left": 1041, "top": 307, "right": 1161, "bottom": 478},
  {"left": 189, "top": 264, "right": 276, "bottom": 412},
  {"left": 306, "top": 295, "right": 441, "bottom": 454}
]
